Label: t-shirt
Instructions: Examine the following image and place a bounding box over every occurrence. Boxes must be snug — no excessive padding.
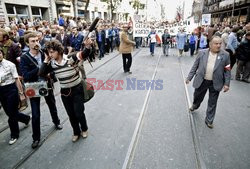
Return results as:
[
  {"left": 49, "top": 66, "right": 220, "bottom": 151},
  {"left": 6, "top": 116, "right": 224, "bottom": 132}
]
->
[{"left": 0, "top": 59, "right": 18, "bottom": 86}]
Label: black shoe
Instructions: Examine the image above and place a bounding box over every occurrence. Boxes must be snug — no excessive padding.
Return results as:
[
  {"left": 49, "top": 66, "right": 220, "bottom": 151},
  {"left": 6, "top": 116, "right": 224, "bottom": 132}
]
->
[
  {"left": 189, "top": 105, "right": 198, "bottom": 112},
  {"left": 31, "top": 140, "right": 40, "bottom": 149},
  {"left": 205, "top": 121, "right": 214, "bottom": 129},
  {"left": 24, "top": 116, "right": 31, "bottom": 128},
  {"left": 242, "top": 79, "right": 250, "bottom": 83},
  {"left": 55, "top": 124, "right": 63, "bottom": 130},
  {"left": 127, "top": 71, "right": 132, "bottom": 74},
  {"left": 235, "top": 77, "right": 241, "bottom": 81},
  {"left": 25, "top": 116, "right": 31, "bottom": 126}
]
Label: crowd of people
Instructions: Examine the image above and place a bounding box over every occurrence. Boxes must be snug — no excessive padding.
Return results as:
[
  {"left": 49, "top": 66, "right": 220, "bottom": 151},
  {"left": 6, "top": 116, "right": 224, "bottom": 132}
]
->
[{"left": 0, "top": 15, "right": 249, "bottom": 148}]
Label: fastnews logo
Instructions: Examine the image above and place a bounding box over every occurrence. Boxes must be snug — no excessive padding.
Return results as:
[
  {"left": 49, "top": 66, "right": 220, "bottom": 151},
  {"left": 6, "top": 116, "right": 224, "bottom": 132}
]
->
[{"left": 86, "top": 78, "right": 163, "bottom": 90}]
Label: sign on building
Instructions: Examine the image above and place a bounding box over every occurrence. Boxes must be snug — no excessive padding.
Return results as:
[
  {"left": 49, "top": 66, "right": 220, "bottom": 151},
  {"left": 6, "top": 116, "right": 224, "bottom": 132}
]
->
[{"left": 202, "top": 14, "right": 211, "bottom": 25}]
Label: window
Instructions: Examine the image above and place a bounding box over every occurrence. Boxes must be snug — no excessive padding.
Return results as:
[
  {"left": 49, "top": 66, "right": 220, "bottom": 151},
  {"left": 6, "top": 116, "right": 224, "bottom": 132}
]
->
[
  {"left": 15, "top": 5, "right": 27, "bottom": 15},
  {"left": 6, "top": 4, "right": 15, "bottom": 14},
  {"left": 32, "top": 7, "right": 40, "bottom": 15}
]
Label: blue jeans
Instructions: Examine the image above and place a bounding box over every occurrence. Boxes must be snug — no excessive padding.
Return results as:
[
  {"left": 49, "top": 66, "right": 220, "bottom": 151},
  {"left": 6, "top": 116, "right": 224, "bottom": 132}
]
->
[
  {"left": 162, "top": 44, "right": 169, "bottom": 55},
  {"left": 150, "top": 43, "right": 155, "bottom": 54},
  {"left": 30, "top": 89, "right": 60, "bottom": 141}
]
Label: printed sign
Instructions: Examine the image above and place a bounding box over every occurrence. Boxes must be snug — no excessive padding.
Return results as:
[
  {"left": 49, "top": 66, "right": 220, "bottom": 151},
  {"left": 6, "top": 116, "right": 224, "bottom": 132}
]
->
[
  {"left": 133, "top": 22, "right": 164, "bottom": 37},
  {"left": 202, "top": 14, "right": 211, "bottom": 25}
]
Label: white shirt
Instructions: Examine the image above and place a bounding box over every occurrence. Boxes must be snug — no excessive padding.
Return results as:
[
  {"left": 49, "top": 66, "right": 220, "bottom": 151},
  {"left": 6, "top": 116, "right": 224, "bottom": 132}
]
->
[
  {"left": 205, "top": 52, "right": 217, "bottom": 80},
  {"left": 149, "top": 33, "right": 157, "bottom": 43},
  {"left": 0, "top": 59, "right": 18, "bottom": 86},
  {"left": 106, "top": 30, "right": 109, "bottom": 39}
]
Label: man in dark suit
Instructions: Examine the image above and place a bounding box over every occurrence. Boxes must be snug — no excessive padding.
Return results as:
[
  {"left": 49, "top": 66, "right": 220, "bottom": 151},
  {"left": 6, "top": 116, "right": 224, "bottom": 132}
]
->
[
  {"left": 186, "top": 36, "right": 231, "bottom": 129},
  {"left": 56, "top": 27, "right": 70, "bottom": 55},
  {"left": 20, "top": 32, "right": 62, "bottom": 148}
]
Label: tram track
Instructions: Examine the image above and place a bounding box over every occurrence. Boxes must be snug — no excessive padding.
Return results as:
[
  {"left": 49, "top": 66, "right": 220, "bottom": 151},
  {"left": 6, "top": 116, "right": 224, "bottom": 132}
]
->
[
  {"left": 122, "top": 49, "right": 162, "bottom": 169},
  {"left": 121, "top": 51, "right": 207, "bottom": 169},
  {"left": 11, "top": 48, "right": 142, "bottom": 169},
  {"left": 178, "top": 57, "right": 207, "bottom": 169}
]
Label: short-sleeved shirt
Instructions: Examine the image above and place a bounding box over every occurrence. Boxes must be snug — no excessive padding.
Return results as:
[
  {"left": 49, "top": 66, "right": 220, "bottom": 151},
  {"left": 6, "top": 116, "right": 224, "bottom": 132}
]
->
[{"left": 0, "top": 59, "right": 18, "bottom": 86}]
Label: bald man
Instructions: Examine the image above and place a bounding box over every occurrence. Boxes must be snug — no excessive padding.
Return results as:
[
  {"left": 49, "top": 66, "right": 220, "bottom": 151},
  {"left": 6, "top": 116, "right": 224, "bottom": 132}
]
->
[{"left": 186, "top": 36, "right": 231, "bottom": 128}]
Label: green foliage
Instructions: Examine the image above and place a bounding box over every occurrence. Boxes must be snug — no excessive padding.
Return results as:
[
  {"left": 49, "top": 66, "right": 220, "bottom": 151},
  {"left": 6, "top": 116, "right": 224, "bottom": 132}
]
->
[{"left": 129, "top": 0, "right": 145, "bottom": 13}]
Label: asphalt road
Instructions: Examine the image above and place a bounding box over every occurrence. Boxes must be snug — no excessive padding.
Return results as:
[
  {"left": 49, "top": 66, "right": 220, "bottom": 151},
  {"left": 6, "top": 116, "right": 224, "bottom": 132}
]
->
[{"left": 0, "top": 47, "right": 249, "bottom": 169}]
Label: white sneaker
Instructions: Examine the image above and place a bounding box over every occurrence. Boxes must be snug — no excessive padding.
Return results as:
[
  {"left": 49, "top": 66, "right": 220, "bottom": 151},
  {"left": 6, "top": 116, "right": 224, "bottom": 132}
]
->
[
  {"left": 81, "top": 131, "right": 88, "bottom": 138},
  {"left": 9, "top": 138, "right": 18, "bottom": 145},
  {"left": 72, "top": 135, "right": 79, "bottom": 142}
]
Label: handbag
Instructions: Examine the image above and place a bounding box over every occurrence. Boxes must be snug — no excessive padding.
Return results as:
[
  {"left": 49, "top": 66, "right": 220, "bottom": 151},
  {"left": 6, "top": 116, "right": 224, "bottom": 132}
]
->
[
  {"left": 184, "top": 41, "right": 189, "bottom": 52},
  {"left": 82, "top": 80, "right": 95, "bottom": 103},
  {"left": 18, "top": 99, "right": 28, "bottom": 111}
]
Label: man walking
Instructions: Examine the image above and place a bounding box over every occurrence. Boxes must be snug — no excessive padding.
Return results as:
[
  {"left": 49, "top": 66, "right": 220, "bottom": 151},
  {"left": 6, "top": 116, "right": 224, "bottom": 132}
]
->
[
  {"left": 186, "top": 36, "right": 231, "bottom": 128},
  {"left": 20, "top": 33, "right": 62, "bottom": 148},
  {"left": 162, "top": 29, "right": 171, "bottom": 56},
  {"left": 119, "top": 25, "right": 135, "bottom": 74}
]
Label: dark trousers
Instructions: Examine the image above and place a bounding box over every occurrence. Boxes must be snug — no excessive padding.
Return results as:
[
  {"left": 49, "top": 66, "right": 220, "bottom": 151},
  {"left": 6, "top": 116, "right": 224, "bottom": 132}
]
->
[
  {"left": 135, "top": 37, "right": 141, "bottom": 48},
  {"left": 190, "top": 43, "right": 196, "bottom": 56},
  {"left": 0, "top": 83, "right": 30, "bottom": 138},
  {"left": 97, "top": 41, "right": 104, "bottom": 58},
  {"left": 110, "top": 37, "right": 114, "bottom": 52},
  {"left": 61, "top": 84, "right": 88, "bottom": 136},
  {"left": 193, "top": 80, "right": 220, "bottom": 124},
  {"left": 226, "top": 49, "right": 236, "bottom": 69},
  {"left": 150, "top": 43, "right": 155, "bottom": 54},
  {"left": 122, "top": 53, "right": 132, "bottom": 72},
  {"left": 236, "top": 60, "right": 250, "bottom": 80},
  {"left": 30, "top": 89, "right": 60, "bottom": 141},
  {"left": 105, "top": 38, "right": 110, "bottom": 53}
]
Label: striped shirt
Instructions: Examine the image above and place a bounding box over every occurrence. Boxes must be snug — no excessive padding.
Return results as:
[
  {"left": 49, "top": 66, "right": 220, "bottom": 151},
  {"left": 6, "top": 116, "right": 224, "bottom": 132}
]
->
[{"left": 50, "top": 57, "right": 82, "bottom": 88}]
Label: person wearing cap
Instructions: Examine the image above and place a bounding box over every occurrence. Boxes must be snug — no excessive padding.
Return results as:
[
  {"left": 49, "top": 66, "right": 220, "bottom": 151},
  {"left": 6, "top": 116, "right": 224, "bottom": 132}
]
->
[
  {"left": 0, "top": 47, "right": 30, "bottom": 145},
  {"left": 119, "top": 25, "right": 135, "bottom": 74}
]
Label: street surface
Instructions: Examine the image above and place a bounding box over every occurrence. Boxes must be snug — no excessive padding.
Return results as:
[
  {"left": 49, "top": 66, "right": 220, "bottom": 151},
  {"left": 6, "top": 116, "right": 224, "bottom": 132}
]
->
[{"left": 0, "top": 47, "right": 250, "bottom": 169}]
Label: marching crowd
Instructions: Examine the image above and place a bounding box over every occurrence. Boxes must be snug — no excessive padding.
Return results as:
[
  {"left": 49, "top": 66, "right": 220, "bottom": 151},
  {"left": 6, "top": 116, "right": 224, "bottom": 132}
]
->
[{"left": 0, "top": 15, "right": 249, "bottom": 148}]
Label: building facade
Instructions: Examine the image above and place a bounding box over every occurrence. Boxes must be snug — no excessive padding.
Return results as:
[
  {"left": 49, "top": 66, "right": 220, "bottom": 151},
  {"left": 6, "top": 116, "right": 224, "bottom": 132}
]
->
[
  {"left": 0, "top": 0, "right": 51, "bottom": 26},
  {"left": 0, "top": 0, "right": 131, "bottom": 26},
  {"left": 202, "top": 0, "right": 250, "bottom": 24}
]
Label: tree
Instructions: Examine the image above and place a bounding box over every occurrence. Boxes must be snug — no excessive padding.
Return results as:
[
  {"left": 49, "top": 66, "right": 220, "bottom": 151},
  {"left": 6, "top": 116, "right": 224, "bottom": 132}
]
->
[
  {"left": 101, "top": 0, "right": 122, "bottom": 21},
  {"left": 129, "top": 0, "right": 145, "bottom": 14},
  {"left": 160, "top": 4, "right": 165, "bottom": 20}
]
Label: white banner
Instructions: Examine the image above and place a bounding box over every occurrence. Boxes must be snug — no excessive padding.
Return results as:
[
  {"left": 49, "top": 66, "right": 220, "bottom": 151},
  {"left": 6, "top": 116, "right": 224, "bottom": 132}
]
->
[
  {"left": 133, "top": 22, "right": 164, "bottom": 37},
  {"left": 202, "top": 14, "right": 211, "bottom": 25}
]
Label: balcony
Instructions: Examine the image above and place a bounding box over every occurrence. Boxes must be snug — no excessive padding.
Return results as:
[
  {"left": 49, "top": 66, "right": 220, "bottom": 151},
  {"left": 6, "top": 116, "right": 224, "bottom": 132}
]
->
[{"left": 55, "top": 0, "right": 71, "bottom": 6}]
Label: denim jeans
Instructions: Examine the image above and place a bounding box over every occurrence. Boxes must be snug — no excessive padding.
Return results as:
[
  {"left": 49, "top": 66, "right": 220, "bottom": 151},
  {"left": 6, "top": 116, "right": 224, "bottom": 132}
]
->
[{"left": 150, "top": 43, "right": 155, "bottom": 54}]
